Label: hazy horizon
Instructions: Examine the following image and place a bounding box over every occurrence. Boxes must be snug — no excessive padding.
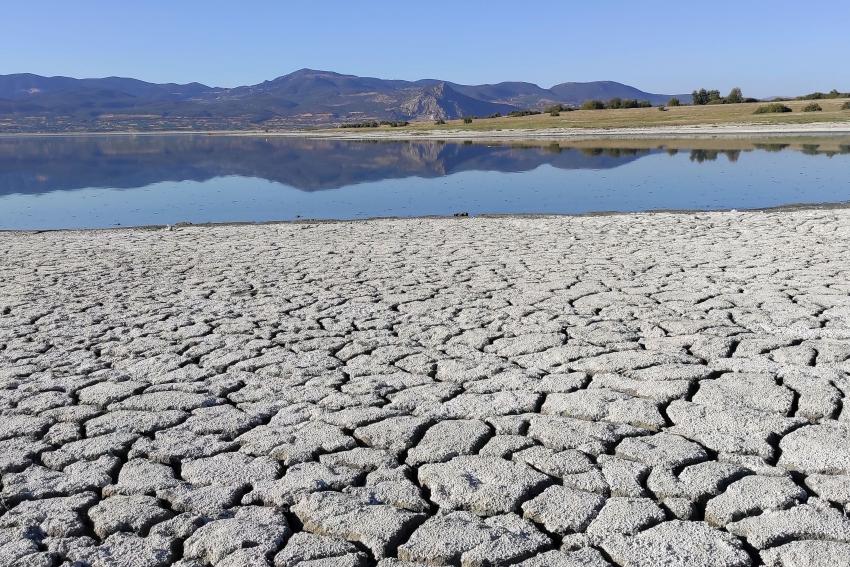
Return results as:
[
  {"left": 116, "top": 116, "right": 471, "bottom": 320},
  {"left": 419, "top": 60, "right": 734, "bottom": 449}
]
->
[{"left": 3, "top": 0, "right": 849, "bottom": 98}]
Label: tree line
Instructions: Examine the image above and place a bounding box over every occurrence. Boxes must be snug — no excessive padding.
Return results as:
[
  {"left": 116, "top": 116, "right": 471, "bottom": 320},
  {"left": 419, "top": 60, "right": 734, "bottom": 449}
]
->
[
  {"left": 691, "top": 87, "right": 757, "bottom": 105},
  {"left": 580, "top": 98, "right": 653, "bottom": 110}
]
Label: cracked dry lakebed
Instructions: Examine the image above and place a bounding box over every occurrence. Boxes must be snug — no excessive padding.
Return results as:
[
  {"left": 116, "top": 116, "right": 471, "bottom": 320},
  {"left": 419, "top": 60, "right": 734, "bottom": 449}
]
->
[{"left": 2, "top": 209, "right": 850, "bottom": 567}]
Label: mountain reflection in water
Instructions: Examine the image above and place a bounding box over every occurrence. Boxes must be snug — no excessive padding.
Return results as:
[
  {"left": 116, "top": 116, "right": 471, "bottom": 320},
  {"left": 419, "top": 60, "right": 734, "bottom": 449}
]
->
[
  {"left": 3, "top": 135, "right": 847, "bottom": 196},
  {"left": 2, "top": 135, "right": 850, "bottom": 230}
]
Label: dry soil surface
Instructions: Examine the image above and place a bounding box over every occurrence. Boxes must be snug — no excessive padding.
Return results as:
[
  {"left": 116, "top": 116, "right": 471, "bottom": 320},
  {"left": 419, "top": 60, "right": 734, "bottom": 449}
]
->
[{"left": 2, "top": 210, "right": 850, "bottom": 567}]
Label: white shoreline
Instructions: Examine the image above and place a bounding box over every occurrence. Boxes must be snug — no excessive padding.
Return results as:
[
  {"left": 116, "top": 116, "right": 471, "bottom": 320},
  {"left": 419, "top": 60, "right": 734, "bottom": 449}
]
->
[{"left": 2, "top": 121, "right": 850, "bottom": 140}]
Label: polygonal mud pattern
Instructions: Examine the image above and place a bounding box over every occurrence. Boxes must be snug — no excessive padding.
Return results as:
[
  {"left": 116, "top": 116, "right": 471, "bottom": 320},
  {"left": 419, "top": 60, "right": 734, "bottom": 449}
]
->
[{"left": 2, "top": 209, "right": 850, "bottom": 566}]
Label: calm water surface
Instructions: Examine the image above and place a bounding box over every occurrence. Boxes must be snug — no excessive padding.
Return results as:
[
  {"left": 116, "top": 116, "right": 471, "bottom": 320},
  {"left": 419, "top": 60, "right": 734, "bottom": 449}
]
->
[{"left": 1, "top": 135, "right": 850, "bottom": 229}]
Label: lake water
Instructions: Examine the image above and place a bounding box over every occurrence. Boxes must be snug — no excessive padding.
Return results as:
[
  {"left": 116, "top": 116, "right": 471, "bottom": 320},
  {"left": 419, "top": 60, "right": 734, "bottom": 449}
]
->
[{"left": 2, "top": 135, "right": 850, "bottom": 229}]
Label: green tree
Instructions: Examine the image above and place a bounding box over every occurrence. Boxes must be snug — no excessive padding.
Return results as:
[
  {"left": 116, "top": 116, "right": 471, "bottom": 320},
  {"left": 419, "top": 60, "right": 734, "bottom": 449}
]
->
[
  {"left": 581, "top": 100, "right": 605, "bottom": 110},
  {"left": 726, "top": 87, "right": 744, "bottom": 104},
  {"left": 692, "top": 89, "right": 709, "bottom": 105},
  {"left": 668, "top": 97, "right": 681, "bottom": 107}
]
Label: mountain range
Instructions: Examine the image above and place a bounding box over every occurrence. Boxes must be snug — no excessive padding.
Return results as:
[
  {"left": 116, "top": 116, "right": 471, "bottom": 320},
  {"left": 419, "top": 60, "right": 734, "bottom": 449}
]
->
[
  {"left": 0, "top": 69, "right": 688, "bottom": 131},
  {"left": 0, "top": 136, "right": 657, "bottom": 194}
]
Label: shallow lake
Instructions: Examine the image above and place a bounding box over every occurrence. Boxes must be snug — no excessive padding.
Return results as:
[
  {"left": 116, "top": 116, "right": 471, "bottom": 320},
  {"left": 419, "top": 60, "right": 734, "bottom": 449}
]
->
[{"left": 1, "top": 134, "right": 850, "bottom": 229}]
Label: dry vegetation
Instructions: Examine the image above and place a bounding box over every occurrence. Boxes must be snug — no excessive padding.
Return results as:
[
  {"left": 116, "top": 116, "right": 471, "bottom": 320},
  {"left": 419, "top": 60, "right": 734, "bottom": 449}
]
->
[{"left": 393, "top": 98, "right": 850, "bottom": 132}]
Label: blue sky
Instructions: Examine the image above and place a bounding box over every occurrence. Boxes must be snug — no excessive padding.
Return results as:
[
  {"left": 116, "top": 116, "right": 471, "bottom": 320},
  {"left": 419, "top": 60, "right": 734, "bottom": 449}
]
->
[{"left": 3, "top": 0, "right": 848, "bottom": 97}]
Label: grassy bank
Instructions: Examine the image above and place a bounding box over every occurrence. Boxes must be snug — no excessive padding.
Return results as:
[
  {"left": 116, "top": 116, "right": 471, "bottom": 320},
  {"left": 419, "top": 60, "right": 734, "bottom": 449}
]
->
[{"left": 383, "top": 98, "right": 850, "bottom": 132}]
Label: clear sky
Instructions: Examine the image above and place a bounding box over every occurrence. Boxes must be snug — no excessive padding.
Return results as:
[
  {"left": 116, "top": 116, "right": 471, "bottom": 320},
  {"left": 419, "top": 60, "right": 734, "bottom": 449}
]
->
[{"left": 3, "top": 0, "right": 848, "bottom": 97}]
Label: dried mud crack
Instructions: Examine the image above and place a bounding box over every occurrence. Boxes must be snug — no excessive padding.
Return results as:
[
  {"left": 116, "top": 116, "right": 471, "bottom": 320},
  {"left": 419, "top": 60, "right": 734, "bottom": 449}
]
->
[{"left": 2, "top": 210, "right": 850, "bottom": 566}]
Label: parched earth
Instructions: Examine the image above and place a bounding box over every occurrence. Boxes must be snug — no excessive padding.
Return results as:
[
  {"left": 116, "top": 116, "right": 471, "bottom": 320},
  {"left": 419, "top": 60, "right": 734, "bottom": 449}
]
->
[{"left": 2, "top": 210, "right": 850, "bottom": 567}]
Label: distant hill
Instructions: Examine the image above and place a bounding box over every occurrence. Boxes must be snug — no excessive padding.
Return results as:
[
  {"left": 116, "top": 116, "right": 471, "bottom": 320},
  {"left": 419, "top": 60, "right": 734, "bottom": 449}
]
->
[
  {"left": 550, "top": 81, "right": 689, "bottom": 106},
  {"left": 0, "top": 69, "right": 688, "bottom": 132}
]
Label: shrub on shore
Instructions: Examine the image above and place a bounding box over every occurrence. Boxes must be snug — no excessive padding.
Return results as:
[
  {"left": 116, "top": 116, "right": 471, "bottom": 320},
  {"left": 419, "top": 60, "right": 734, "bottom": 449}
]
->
[
  {"left": 581, "top": 100, "right": 605, "bottom": 110},
  {"left": 842, "top": 101, "right": 850, "bottom": 110},
  {"left": 435, "top": 119, "right": 446, "bottom": 125},
  {"left": 508, "top": 109, "right": 541, "bottom": 117},
  {"left": 463, "top": 117, "right": 473, "bottom": 124},
  {"left": 340, "top": 121, "right": 379, "bottom": 128},
  {"left": 798, "top": 89, "right": 850, "bottom": 100},
  {"left": 550, "top": 111, "right": 560, "bottom": 116},
  {"left": 753, "top": 103, "right": 792, "bottom": 114},
  {"left": 606, "top": 98, "right": 652, "bottom": 109},
  {"left": 725, "top": 87, "right": 744, "bottom": 104},
  {"left": 339, "top": 120, "right": 409, "bottom": 128},
  {"left": 802, "top": 103, "right": 823, "bottom": 112},
  {"left": 668, "top": 97, "right": 681, "bottom": 106},
  {"left": 545, "top": 104, "right": 572, "bottom": 113},
  {"left": 692, "top": 89, "right": 722, "bottom": 105},
  {"left": 692, "top": 87, "right": 746, "bottom": 105}
]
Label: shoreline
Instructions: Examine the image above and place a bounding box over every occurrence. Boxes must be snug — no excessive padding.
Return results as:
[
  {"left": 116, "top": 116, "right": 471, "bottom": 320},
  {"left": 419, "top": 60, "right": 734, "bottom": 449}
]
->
[
  {"left": 4, "top": 200, "right": 850, "bottom": 235},
  {"left": 2, "top": 121, "right": 850, "bottom": 141}
]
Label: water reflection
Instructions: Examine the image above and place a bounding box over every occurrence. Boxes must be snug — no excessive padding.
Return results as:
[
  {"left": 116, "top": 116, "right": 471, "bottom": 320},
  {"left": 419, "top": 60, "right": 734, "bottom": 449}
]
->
[
  {"left": 2, "top": 135, "right": 850, "bottom": 229},
  {"left": 2, "top": 135, "right": 848, "bottom": 196}
]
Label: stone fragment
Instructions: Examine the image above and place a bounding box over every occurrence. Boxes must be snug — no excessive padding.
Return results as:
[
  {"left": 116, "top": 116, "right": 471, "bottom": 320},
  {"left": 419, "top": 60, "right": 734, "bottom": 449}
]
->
[
  {"left": 435, "top": 392, "right": 541, "bottom": 419},
  {"left": 184, "top": 507, "right": 290, "bottom": 564},
  {"left": 488, "top": 333, "right": 565, "bottom": 357},
  {"left": 602, "top": 520, "right": 752, "bottom": 567},
  {"left": 542, "top": 389, "right": 665, "bottom": 430},
  {"left": 0, "top": 437, "right": 49, "bottom": 473},
  {"left": 478, "top": 435, "right": 535, "bottom": 458},
  {"left": 419, "top": 456, "right": 551, "bottom": 516},
  {"left": 615, "top": 432, "right": 708, "bottom": 468},
  {"left": 0, "top": 492, "right": 97, "bottom": 537},
  {"left": 84, "top": 409, "right": 187, "bottom": 436},
  {"left": 598, "top": 456, "right": 650, "bottom": 497},
  {"left": 240, "top": 421, "right": 356, "bottom": 465},
  {"left": 777, "top": 421, "right": 850, "bottom": 474},
  {"left": 406, "top": 420, "right": 491, "bottom": 465},
  {"left": 108, "top": 391, "right": 218, "bottom": 412},
  {"left": 590, "top": 373, "right": 691, "bottom": 403},
  {"left": 667, "top": 400, "right": 804, "bottom": 460},
  {"left": 353, "top": 416, "right": 432, "bottom": 455},
  {"left": 704, "top": 475, "right": 806, "bottom": 526},
  {"left": 586, "top": 497, "right": 666, "bottom": 540},
  {"left": 569, "top": 351, "right": 698, "bottom": 374},
  {"left": 103, "top": 458, "right": 181, "bottom": 497},
  {"left": 2, "top": 456, "right": 117, "bottom": 502},
  {"left": 512, "top": 446, "right": 594, "bottom": 477},
  {"left": 88, "top": 495, "right": 173, "bottom": 538},
  {"left": 245, "top": 462, "right": 362, "bottom": 506},
  {"left": 397, "top": 511, "right": 551, "bottom": 567},
  {"left": 528, "top": 415, "right": 643, "bottom": 456},
  {"left": 726, "top": 501, "right": 850, "bottom": 549},
  {"left": 0, "top": 415, "right": 52, "bottom": 440},
  {"left": 521, "top": 486, "right": 605, "bottom": 534},
  {"left": 183, "top": 404, "right": 263, "bottom": 437},
  {"left": 181, "top": 452, "right": 281, "bottom": 486},
  {"left": 318, "top": 448, "right": 397, "bottom": 473},
  {"left": 805, "top": 474, "right": 850, "bottom": 509},
  {"left": 515, "top": 549, "right": 612, "bottom": 567},
  {"left": 77, "top": 380, "right": 146, "bottom": 406},
  {"left": 274, "top": 532, "right": 367, "bottom": 567},
  {"left": 691, "top": 373, "right": 793, "bottom": 415},
  {"left": 760, "top": 541, "right": 850, "bottom": 567},
  {"left": 292, "top": 491, "right": 426, "bottom": 558},
  {"left": 66, "top": 532, "right": 175, "bottom": 567},
  {"left": 129, "top": 429, "right": 237, "bottom": 464},
  {"left": 647, "top": 461, "right": 748, "bottom": 504},
  {"left": 157, "top": 483, "right": 244, "bottom": 516}
]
